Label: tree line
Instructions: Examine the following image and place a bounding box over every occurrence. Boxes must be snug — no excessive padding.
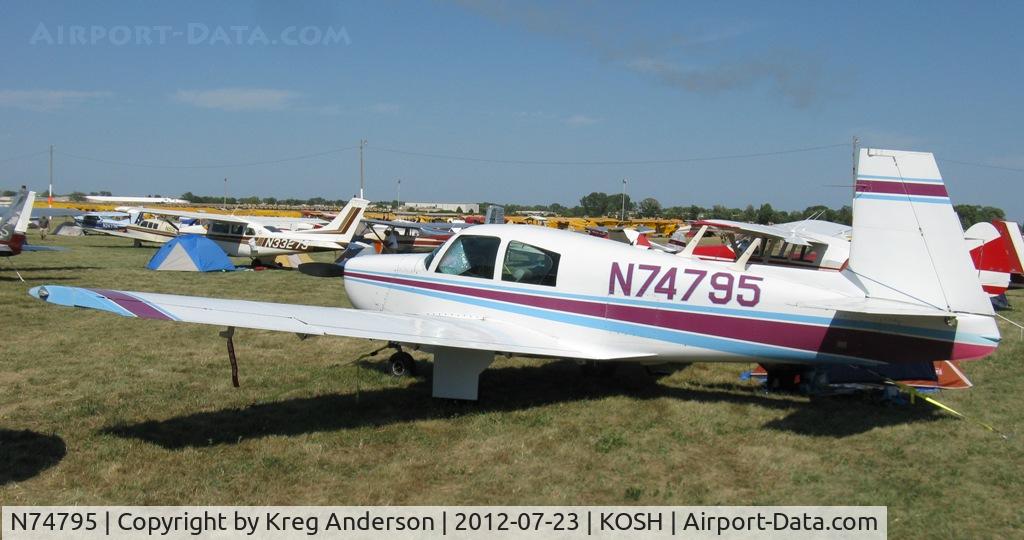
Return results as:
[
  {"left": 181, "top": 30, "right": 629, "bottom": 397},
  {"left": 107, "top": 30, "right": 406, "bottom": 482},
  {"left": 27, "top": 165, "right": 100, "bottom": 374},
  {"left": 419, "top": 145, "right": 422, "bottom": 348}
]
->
[
  {"left": 493, "top": 191, "right": 1009, "bottom": 229},
  {"left": 31, "top": 188, "right": 1008, "bottom": 229}
]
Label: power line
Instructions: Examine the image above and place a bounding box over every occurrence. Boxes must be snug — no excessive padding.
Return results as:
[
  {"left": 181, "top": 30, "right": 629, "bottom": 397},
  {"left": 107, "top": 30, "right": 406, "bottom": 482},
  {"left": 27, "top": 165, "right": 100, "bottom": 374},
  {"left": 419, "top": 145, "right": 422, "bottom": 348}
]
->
[
  {"left": 0, "top": 150, "right": 48, "bottom": 164},
  {"left": 55, "top": 146, "right": 359, "bottom": 169},
  {"left": 370, "top": 143, "right": 849, "bottom": 165}
]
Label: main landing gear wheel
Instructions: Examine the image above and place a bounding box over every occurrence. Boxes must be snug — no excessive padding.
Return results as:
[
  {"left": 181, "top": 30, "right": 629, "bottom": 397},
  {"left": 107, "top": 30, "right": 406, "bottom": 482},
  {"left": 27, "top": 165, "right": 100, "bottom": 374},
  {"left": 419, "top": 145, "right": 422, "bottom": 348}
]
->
[{"left": 388, "top": 351, "right": 417, "bottom": 377}]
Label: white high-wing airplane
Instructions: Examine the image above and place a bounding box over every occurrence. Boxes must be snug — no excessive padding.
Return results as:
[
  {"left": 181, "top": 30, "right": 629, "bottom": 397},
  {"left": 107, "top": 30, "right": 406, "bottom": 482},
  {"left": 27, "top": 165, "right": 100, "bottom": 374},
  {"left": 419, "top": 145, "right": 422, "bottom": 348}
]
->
[
  {"left": 97, "top": 198, "right": 369, "bottom": 258},
  {"left": 29, "top": 149, "right": 1001, "bottom": 400}
]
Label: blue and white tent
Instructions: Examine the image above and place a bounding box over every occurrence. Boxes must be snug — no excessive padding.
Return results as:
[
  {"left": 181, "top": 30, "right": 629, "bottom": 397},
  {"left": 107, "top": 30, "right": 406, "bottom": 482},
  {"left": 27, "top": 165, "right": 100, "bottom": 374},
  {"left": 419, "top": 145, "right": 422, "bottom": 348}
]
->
[{"left": 147, "top": 235, "right": 235, "bottom": 272}]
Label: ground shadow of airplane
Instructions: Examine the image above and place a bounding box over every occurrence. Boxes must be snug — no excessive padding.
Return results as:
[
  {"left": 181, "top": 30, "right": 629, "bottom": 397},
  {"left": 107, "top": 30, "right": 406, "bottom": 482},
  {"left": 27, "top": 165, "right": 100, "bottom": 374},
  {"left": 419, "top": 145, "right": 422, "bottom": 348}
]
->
[
  {"left": 0, "top": 429, "right": 67, "bottom": 485},
  {"left": 102, "top": 361, "right": 942, "bottom": 449}
]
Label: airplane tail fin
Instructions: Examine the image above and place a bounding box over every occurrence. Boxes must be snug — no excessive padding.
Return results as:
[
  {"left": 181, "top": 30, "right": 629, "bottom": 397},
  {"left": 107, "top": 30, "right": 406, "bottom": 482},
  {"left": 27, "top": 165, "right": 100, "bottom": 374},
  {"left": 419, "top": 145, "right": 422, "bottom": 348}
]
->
[
  {"left": 847, "top": 148, "right": 993, "bottom": 316},
  {"left": 964, "top": 220, "right": 1024, "bottom": 295},
  {"left": 1, "top": 189, "right": 35, "bottom": 239},
  {"left": 309, "top": 198, "right": 369, "bottom": 240}
]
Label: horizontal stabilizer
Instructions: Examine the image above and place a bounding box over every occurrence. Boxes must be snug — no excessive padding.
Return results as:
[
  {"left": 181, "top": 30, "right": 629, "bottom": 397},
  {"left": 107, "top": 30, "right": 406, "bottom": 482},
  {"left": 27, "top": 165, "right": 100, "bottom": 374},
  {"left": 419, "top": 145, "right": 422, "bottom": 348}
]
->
[{"left": 793, "top": 297, "right": 951, "bottom": 317}]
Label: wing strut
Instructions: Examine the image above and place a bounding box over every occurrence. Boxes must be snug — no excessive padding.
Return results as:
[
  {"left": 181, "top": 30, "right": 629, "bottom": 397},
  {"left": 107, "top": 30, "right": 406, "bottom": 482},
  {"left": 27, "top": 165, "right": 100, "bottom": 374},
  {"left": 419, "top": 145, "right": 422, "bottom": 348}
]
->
[{"left": 219, "top": 326, "right": 240, "bottom": 388}]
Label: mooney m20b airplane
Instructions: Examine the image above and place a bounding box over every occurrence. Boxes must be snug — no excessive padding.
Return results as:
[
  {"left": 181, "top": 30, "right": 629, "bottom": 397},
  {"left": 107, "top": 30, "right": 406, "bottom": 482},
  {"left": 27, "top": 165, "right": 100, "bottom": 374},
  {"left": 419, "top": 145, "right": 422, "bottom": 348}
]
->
[
  {"left": 98, "top": 198, "right": 369, "bottom": 258},
  {"left": 31, "top": 149, "right": 1001, "bottom": 400}
]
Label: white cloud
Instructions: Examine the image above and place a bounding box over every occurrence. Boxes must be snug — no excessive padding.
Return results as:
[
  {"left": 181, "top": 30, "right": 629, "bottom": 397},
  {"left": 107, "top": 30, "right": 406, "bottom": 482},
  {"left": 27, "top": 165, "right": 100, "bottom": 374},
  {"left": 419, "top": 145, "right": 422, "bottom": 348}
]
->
[
  {"left": 565, "top": 114, "right": 600, "bottom": 126},
  {"left": 172, "top": 88, "right": 299, "bottom": 111},
  {"left": 0, "top": 90, "right": 111, "bottom": 111}
]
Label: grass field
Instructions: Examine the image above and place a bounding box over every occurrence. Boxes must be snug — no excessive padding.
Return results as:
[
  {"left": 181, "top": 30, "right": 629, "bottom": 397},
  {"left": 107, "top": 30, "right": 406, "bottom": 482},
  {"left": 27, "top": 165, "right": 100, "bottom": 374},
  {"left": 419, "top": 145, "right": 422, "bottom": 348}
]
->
[{"left": 2, "top": 233, "right": 1022, "bottom": 537}]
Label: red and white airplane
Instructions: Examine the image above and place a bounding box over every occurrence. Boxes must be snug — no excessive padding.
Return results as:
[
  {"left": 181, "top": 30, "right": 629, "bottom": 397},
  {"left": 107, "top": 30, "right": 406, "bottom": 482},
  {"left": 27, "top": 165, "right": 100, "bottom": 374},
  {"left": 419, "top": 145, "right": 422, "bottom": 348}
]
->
[
  {"left": 29, "top": 149, "right": 1001, "bottom": 400},
  {"left": 2, "top": 189, "right": 64, "bottom": 280}
]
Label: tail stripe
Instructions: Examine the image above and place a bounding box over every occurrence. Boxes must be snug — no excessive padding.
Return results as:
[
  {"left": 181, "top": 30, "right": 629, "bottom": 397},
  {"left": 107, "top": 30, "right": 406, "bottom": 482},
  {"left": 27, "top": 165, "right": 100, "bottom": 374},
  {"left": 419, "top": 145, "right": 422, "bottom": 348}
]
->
[{"left": 855, "top": 179, "right": 949, "bottom": 197}]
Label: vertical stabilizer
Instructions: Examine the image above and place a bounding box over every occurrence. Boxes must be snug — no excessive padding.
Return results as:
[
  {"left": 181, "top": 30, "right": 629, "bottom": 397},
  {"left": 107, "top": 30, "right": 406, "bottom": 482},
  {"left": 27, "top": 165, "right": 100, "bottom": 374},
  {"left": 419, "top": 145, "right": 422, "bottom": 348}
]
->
[
  {"left": 1, "top": 189, "right": 35, "bottom": 238},
  {"left": 312, "top": 197, "right": 369, "bottom": 241},
  {"left": 848, "top": 149, "right": 992, "bottom": 315}
]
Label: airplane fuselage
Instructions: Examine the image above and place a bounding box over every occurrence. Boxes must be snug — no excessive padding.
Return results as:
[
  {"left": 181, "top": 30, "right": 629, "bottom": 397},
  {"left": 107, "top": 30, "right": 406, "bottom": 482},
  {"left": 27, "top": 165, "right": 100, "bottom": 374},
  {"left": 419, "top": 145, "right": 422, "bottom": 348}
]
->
[{"left": 343, "top": 225, "right": 1000, "bottom": 368}]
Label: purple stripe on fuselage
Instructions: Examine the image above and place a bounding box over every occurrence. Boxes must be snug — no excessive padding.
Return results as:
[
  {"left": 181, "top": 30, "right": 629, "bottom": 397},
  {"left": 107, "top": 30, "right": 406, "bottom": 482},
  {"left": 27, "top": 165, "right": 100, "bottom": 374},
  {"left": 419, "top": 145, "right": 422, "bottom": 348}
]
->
[
  {"left": 345, "top": 272, "right": 987, "bottom": 363},
  {"left": 89, "top": 289, "right": 174, "bottom": 321},
  {"left": 854, "top": 180, "right": 948, "bottom": 198}
]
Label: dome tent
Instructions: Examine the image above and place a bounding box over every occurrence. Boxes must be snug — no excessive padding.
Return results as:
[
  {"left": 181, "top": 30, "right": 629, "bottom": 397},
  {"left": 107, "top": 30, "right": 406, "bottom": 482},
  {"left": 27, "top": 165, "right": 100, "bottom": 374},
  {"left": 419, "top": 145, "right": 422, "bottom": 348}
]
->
[{"left": 147, "top": 235, "right": 235, "bottom": 272}]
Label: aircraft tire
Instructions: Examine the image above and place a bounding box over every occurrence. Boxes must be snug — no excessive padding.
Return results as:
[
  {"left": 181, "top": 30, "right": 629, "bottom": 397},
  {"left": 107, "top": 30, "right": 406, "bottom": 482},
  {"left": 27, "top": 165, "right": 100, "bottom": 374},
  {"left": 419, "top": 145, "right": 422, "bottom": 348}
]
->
[{"left": 388, "top": 351, "right": 417, "bottom": 377}]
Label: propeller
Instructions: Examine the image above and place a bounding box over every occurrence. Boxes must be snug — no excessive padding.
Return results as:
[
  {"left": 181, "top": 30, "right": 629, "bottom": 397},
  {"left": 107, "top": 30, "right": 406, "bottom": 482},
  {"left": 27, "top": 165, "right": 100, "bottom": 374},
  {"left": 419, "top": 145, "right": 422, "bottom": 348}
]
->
[{"left": 297, "top": 262, "right": 345, "bottom": 278}]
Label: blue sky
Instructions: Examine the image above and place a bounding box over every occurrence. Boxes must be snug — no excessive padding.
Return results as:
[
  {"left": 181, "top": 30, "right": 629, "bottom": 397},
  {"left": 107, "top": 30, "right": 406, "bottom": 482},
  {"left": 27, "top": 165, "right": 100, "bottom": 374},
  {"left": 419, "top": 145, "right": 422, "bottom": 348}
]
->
[{"left": 1, "top": 1, "right": 1022, "bottom": 219}]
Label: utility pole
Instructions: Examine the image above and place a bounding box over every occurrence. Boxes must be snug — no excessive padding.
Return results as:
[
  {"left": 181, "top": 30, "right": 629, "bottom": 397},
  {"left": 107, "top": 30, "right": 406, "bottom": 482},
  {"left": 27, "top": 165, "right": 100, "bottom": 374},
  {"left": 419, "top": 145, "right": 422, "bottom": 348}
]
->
[
  {"left": 620, "top": 178, "right": 628, "bottom": 221},
  {"left": 48, "top": 145, "right": 54, "bottom": 207},
  {"left": 851, "top": 135, "right": 860, "bottom": 198},
  {"left": 396, "top": 178, "right": 401, "bottom": 210},
  {"left": 359, "top": 139, "right": 367, "bottom": 199},
  {"left": 223, "top": 177, "right": 228, "bottom": 208}
]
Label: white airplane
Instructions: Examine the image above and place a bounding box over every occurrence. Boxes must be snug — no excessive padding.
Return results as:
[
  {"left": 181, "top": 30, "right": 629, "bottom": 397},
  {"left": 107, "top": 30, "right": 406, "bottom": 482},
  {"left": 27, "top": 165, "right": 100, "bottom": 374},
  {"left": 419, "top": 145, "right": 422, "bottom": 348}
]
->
[
  {"left": 96, "top": 198, "right": 369, "bottom": 258},
  {"left": 29, "top": 149, "right": 1001, "bottom": 401}
]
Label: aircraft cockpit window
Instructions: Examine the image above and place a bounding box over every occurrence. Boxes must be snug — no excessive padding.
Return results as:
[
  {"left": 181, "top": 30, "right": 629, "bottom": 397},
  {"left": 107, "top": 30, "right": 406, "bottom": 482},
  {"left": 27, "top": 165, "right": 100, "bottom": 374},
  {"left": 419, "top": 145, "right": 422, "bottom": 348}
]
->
[
  {"left": 229, "top": 224, "right": 245, "bottom": 236},
  {"left": 435, "top": 235, "right": 500, "bottom": 279},
  {"left": 501, "top": 241, "right": 560, "bottom": 286},
  {"left": 244, "top": 227, "right": 256, "bottom": 236},
  {"left": 423, "top": 245, "right": 442, "bottom": 269},
  {"left": 210, "top": 222, "right": 231, "bottom": 235}
]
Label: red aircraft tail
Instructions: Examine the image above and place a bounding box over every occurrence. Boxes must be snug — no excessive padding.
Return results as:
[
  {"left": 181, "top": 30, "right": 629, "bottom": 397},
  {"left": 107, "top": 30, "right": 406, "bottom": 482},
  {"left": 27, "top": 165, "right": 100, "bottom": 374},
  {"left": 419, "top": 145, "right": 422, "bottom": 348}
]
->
[{"left": 964, "top": 220, "right": 1024, "bottom": 296}]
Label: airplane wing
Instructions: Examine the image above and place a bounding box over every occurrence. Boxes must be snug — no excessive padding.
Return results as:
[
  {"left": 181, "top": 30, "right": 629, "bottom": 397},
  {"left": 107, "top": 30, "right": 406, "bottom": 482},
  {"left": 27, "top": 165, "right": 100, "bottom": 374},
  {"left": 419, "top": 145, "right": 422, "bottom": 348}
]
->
[
  {"left": 775, "top": 219, "right": 852, "bottom": 240},
  {"left": 29, "top": 286, "right": 650, "bottom": 361},
  {"left": 693, "top": 219, "right": 814, "bottom": 247},
  {"left": 133, "top": 207, "right": 253, "bottom": 224}
]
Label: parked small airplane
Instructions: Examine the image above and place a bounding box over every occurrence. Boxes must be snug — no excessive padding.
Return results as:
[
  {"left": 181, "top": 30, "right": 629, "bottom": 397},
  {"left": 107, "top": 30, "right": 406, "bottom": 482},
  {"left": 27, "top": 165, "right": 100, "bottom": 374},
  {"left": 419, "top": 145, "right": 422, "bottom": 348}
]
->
[
  {"left": 97, "top": 198, "right": 369, "bottom": 257},
  {"left": 1, "top": 189, "right": 64, "bottom": 280},
  {"left": 95, "top": 211, "right": 180, "bottom": 246},
  {"left": 74, "top": 211, "right": 132, "bottom": 232},
  {"left": 357, "top": 207, "right": 505, "bottom": 254},
  {"left": 29, "top": 149, "right": 1001, "bottom": 401}
]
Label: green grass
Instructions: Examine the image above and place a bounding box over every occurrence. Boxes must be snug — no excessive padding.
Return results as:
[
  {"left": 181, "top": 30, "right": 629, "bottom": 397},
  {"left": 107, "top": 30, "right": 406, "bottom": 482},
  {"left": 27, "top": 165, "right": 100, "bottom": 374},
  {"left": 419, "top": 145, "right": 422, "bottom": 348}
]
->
[{"left": 2, "top": 233, "right": 1023, "bottom": 537}]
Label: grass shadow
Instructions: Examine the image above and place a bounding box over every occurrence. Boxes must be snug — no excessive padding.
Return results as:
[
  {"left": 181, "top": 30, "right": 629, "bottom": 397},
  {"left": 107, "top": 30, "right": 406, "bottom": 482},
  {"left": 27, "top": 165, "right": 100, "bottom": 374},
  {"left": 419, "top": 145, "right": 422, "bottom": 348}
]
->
[
  {"left": 101, "top": 361, "right": 942, "bottom": 448},
  {"left": 4, "top": 266, "right": 102, "bottom": 272},
  {"left": 0, "top": 429, "right": 67, "bottom": 485},
  {"left": 0, "top": 276, "right": 78, "bottom": 282}
]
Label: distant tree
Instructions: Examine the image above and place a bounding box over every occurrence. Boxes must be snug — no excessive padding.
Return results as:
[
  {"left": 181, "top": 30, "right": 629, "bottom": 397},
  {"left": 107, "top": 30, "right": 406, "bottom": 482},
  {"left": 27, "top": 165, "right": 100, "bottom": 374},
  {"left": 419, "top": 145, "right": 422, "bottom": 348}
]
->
[
  {"left": 263, "top": 196, "right": 277, "bottom": 205},
  {"left": 240, "top": 196, "right": 261, "bottom": 205},
  {"left": 548, "top": 203, "right": 567, "bottom": 215},
  {"left": 739, "top": 204, "right": 757, "bottom": 222},
  {"left": 609, "top": 195, "right": 634, "bottom": 218},
  {"left": 756, "top": 203, "right": 776, "bottom": 224},
  {"left": 579, "top": 192, "right": 608, "bottom": 216},
  {"left": 2, "top": 190, "right": 16, "bottom": 197},
  {"left": 638, "top": 197, "right": 662, "bottom": 218},
  {"left": 68, "top": 191, "right": 87, "bottom": 202},
  {"left": 99, "top": 190, "right": 112, "bottom": 196},
  {"left": 955, "top": 204, "right": 1005, "bottom": 229},
  {"left": 455, "top": 206, "right": 464, "bottom": 214}
]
